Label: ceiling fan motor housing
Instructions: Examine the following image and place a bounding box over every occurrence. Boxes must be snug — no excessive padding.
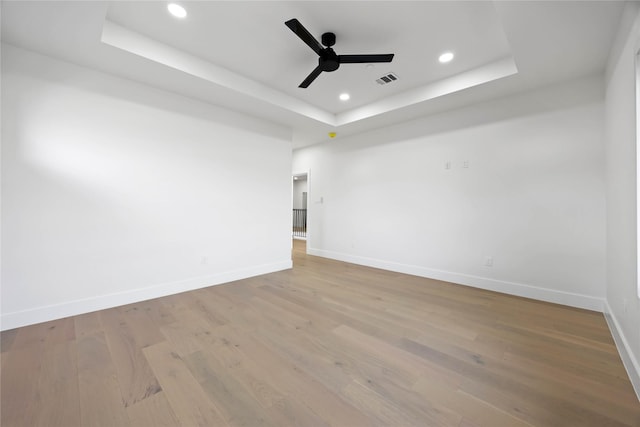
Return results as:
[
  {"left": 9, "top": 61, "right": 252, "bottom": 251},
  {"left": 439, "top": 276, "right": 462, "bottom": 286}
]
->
[{"left": 320, "top": 48, "right": 340, "bottom": 72}]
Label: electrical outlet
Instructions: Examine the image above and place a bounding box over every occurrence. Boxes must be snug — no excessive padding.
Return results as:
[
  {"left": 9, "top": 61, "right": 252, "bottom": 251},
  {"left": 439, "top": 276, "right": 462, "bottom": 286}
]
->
[
  {"left": 623, "top": 298, "right": 628, "bottom": 314},
  {"left": 445, "top": 161, "right": 451, "bottom": 170},
  {"left": 200, "top": 256, "right": 209, "bottom": 265},
  {"left": 484, "top": 256, "right": 493, "bottom": 267}
]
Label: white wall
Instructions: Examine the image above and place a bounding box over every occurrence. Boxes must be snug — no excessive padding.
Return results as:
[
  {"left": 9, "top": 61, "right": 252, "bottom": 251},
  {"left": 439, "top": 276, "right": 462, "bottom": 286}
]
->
[
  {"left": 604, "top": 2, "right": 640, "bottom": 398},
  {"left": 1, "top": 44, "right": 293, "bottom": 330},
  {"left": 294, "top": 75, "right": 606, "bottom": 311}
]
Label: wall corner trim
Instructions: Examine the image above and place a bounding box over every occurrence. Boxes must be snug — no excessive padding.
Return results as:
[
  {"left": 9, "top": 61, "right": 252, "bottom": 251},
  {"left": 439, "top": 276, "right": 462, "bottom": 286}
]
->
[
  {"left": 604, "top": 301, "right": 640, "bottom": 402},
  {"left": 1, "top": 260, "right": 292, "bottom": 331}
]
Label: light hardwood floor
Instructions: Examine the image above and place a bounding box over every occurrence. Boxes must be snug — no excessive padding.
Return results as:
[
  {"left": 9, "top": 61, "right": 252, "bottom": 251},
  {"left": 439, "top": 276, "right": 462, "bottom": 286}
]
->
[{"left": 2, "top": 240, "right": 639, "bottom": 426}]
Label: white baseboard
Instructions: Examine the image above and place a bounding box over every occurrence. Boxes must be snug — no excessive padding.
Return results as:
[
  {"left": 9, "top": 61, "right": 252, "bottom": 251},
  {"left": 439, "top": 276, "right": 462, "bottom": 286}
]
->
[
  {"left": 604, "top": 302, "right": 640, "bottom": 402},
  {"left": 1, "top": 260, "right": 292, "bottom": 331},
  {"left": 307, "top": 247, "right": 605, "bottom": 312}
]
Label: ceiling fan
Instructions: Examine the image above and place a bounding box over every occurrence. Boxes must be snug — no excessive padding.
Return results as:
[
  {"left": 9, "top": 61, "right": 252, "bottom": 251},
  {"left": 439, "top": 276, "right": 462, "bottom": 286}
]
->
[{"left": 285, "top": 18, "right": 395, "bottom": 88}]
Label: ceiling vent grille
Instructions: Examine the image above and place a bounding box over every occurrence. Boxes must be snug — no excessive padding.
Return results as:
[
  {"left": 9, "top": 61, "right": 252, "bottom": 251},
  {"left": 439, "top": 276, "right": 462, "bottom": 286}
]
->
[{"left": 376, "top": 72, "right": 399, "bottom": 85}]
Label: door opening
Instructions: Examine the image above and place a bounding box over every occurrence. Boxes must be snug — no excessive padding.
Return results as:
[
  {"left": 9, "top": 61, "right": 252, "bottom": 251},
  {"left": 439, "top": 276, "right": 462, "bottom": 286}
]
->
[{"left": 292, "top": 173, "right": 308, "bottom": 240}]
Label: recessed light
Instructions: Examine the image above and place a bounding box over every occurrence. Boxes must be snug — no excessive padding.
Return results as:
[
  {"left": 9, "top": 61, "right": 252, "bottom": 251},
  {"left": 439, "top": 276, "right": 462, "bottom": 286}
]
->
[
  {"left": 167, "top": 3, "right": 187, "bottom": 18},
  {"left": 339, "top": 93, "right": 350, "bottom": 101},
  {"left": 439, "top": 52, "right": 454, "bottom": 63}
]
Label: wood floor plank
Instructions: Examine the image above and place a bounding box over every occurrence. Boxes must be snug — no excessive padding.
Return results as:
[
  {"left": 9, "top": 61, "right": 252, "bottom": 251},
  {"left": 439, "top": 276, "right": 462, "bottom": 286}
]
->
[
  {"left": 77, "top": 332, "right": 130, "bottom": 427},
  {"left": 342, "top": 379, "right": 421, "bottom": 426},
  {"left": 118, "top": 303, "right": 166, "bottom": 348},
  {"left": 253, "top": 307, "right": 464, "bottom": 426},
  {"left": 125, "top": 391, "right": 181, "bottom": 427},
  {"left": 1, "top": 347, "right": 45, "bottom": 427},
  {"left": 142, "top": 340, "right": 230, "bottom": 427},
  {"left": 458, "top": 364, "right": 633, "bottom": 427},
  {"left": 501, "top": 349, "right": 640, "bottom": 409},
  {"left": 159, "top": 308, "right": 218, "bottom": 357},
  {"left": 199, "top": 323, "right": 330, "bottom": 427},
  {"left": 185, "top": 349, "right": 279, "bottom": 427},
  {"left": 10, "top": 317, "right": 75, "bottom": 352},
  {"left": 248, "top": 290, "right": 422, "bottom": 388},
  {"left": 73, "top": 311, "right": 102, "bottom": 339},
  {"left": 223, "top": 324, "right": 376, "bottom": 427},
  {"left": 412, "top": 373, "right": 536, "bottom": 427},
  {"left": 186, "top": 291, "right": 229, "bottom": 327},
  {"left": 31, "top": 340, "right": 81, "bottom": 427},
  {"left": 2, "top": 318, "right": 80, "bottom": 427},
  {"left": 489, "top": 323, "right": 629, "bottom": 381},
  {"left": 128, "top": 297, "right": 178, "bottom": 327},
  {"left": 100, "top": 307, "right": 162, "bottom": 407},
  {"left": 1, "top": 328, "right": 18, "bottom": 353},
  {"left": 416, "top": 329, "right": 639, "bottom": 422},
  {"left": 254, "top": 284, "right": 341, "bottom": 331},
  {"left": 458, "top": 418, "right": 483, "bottom": 427},
  {"left": 332, "top": 324, "right": 430, "bottom": 379}
]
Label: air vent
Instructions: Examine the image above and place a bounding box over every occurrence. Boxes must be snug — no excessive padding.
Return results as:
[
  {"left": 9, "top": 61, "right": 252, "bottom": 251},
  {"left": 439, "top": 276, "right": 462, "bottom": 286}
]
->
[{"left": 376, "top": 72, "right": 399, "bottom": 85}]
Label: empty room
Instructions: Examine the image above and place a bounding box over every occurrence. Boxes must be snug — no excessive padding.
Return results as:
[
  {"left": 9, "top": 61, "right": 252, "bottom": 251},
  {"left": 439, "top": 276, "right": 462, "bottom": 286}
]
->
[{"left": 2, "top": 1, "right": 640, "bottom": 426}]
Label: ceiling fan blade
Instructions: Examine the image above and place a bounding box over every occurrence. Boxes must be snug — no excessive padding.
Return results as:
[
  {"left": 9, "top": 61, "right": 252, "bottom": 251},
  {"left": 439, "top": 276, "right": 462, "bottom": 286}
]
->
[
  {"left": 285, "top": 19, "right": 323, "bottom": 55},
  {"left": 299, "top": 65, "right": 323, "bottom": 88},
  {"left": 339, "top": 54, "right": 395, "bottom": 64}
]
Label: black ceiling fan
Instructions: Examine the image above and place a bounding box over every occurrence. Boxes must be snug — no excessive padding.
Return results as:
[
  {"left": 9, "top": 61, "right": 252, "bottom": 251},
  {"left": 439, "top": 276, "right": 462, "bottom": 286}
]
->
[{"left": 285, "top": 18, "right": 395, "bottom": 88}]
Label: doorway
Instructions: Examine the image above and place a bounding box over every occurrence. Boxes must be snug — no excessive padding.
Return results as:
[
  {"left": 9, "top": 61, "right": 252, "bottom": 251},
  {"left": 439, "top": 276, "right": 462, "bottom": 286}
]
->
[{"left": 292, "top": 173, "right": 308, "bottom": 240}]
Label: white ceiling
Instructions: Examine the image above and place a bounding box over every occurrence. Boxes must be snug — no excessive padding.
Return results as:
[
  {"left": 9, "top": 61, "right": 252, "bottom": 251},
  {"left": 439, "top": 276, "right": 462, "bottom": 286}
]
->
[{"left": 0, "top": 1, "right": 626, "bottom": 148}]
